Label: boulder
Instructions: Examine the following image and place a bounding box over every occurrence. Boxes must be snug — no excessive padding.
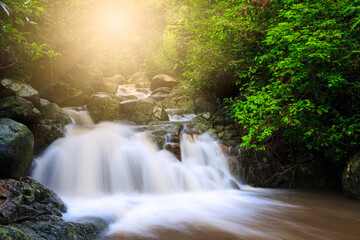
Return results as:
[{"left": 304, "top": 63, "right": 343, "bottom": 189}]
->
[
  {"left": 118, "top": 98, "right": 169, "bottom": 125},
  {"left": 164, "top": 87, "right": 196, "bottom": 113},
  {"left": 0, "top": 96, "right": 41, "bottom": 125},
  {"left": 91, "top": 74, "right": 125, "bottom": 94},
  {"left": 0, "top": 177, "right": 66, "bottom": 225},
  {"left": 150, "top": 74, "right": 178, "bottom": 91},
  {"left": 0, "top": 118, "right": 34, "bottom": 178},
  {"left": 127, "top": 72, "right": 149, "bottom": 84},
  {"left": 1, "top": 79, "right": 40, "bottom": 108},
  {"left": 151, "top": 87, "right": 171, "bottom": 95},
  {"left": 0, "top": 177, "right": 107, "bottom": 240},
  {"left": 39, "top": 81, "right": 87, "bottom": 107},
  {"left": 31, "top": 103, "right": 71, "bottom": 153},
  {"left": 343, "top": 152, "right": 360, "bottom": 200},
  {"left": 87, "top": 92, "right": 122, "bottom": 122}
]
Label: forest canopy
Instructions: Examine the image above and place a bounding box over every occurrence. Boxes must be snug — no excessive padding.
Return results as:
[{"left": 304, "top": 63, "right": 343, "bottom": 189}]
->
[{"left": 1, "top": 0, "right": 359, "bottom": 162}]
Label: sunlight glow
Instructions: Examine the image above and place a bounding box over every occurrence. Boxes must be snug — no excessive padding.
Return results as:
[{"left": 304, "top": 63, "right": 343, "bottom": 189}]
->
[{"left": 98, "top": 10, "right": 134, "bottom": 37}]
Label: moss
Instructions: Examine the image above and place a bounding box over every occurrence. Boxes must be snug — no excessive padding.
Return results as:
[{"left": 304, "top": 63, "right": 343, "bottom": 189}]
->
[{"left": 0, "top": 226, "right": 31, "bottom": 240}]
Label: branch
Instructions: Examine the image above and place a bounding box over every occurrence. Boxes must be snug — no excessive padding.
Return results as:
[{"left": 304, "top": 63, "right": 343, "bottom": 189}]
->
[{"left": 0, "top": 61, "right": 18, "bottom": 69}]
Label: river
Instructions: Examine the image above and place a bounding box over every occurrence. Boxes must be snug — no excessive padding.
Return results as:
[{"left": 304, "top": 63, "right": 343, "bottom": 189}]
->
[{"left": 31, "top": 111, "right": 360, "bottom": 240}]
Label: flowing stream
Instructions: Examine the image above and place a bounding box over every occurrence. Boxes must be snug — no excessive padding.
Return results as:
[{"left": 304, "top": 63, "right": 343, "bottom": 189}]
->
[{"left": 32, "top": 111, "right": 360, "bottom": 240}]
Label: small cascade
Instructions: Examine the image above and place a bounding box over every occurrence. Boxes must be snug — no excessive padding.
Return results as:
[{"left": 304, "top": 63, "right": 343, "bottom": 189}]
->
[
  {"left": 63, "top": 108, "right": 94, "bottom": 125},
  {"left": 116, "top": 84, "right": 151, "bottom": 99},
  {"left": 165, "top": 108, "right": 196, "bottom": 122},
  {"left": 32, "top": 111, "right": 240, "bottom": 197},
  {"left": 31, "top": 110, "right": 360, "bottom": 240}
]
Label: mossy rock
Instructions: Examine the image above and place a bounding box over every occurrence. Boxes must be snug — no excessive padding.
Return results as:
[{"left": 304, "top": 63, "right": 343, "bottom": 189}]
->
[
  {"left": 342, "top": 152, "right": 360, "bottom": 200},
  {"left": 87, "top": 92, "right": 122, "bottom": 123},
  {"left": 0, "top": 119, "right": 34, "bottom": 178},
  {"left": 39, "top": 81, "right": 86, "bottom": 107},
  {"left": 0, "top": 96, "right": 41, "bottom": 125},
  {"left": 31, "top": 103, "right": 71, "bottom": 153},
  {"left": 118, "top": 98, "right": 169, "bottom": 125},
  {"left": 1, "top": 79, "right": 40, "bottom": 108}
]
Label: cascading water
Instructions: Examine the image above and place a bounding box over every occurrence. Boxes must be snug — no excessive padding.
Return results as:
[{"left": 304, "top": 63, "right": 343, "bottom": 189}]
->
[
  {"left": 32, "top": 111, "right": 360, "bottom": 240},
  {"left": 32, "top": 121, "right": 238, "bottom": 197}
]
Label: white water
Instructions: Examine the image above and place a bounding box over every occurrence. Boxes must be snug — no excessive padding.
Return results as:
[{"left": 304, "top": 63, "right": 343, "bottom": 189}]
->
[
  {"left": 32, "top": 111, "right": 252, "bottom": 238},
  {"left": 32, "top": 111, "right": 360, "bottom": 239},
  {"left": 165, "top": 109, "right": 197, "bottom": 122},
  {"left": 116, "top": 84, "right": 151, "bottom": 99}
]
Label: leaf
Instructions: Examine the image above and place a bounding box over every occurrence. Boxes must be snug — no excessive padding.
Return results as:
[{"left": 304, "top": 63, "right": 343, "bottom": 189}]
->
[{"left": 0, "top": 2, "right": 10, "bottom": 16}]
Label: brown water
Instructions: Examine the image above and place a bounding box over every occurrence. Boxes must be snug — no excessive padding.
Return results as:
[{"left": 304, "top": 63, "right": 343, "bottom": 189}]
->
[
  {"left": 32, "top": 119, "right": 360, "bottom": 240},
  {"left": 102, "top": 189, "right": 360, "bottom": 240}
]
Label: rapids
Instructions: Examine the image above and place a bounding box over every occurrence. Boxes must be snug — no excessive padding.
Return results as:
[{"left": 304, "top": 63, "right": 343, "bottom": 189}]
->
[{"left": 32, "top": 111, "right": 360, "bottom": 240}]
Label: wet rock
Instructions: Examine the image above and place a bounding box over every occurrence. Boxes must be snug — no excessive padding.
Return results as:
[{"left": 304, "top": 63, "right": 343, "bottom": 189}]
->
[
  {"left": 118, "top": 98, "right": 169, "bottom": 125},
  {"left": 127, "top": 72, "right": 149, "bottom": 84},
  {"left": 0, "top": 96, "right": 41, "bottom": 125},
  {"left": 0, "top": 119, "right": 34, "bottom": 178},
  {"left": 87, "top": 92, "right": 122, "bottom": 123},
  {"left": 190, "top": 113, "right": 213, "bottom": 133},
  {"left": 0, "top": 177, "right": 65, "bottom": 225},
  {"left": 39, "top": 81, "right": 87, "bottom": 107},
  {"left": 1, "top": 79, "right": 40, "bottom": 108},
  {"left": 342, "top": 152, "right": 360, "bottom": 200},
  {"left": 31, "top": 103, "right": 71, "bottom": 153},
  {"left": 0, "top": 177, "right": 107, "bottom": 240},
  {"left": 150, "top": 74, "right": 178, "bottom": 91},
  {"left": 165, "top": 143, "right": 181, "bottom": 160}
]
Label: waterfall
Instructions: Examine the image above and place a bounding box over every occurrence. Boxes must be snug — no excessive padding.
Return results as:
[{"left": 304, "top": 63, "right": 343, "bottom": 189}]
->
[
  {"left": 31, "top": 111, "right": 289, "bottom": 239},
  {"left": 32, "top": 113, "right": 239, "bottom": 197}
]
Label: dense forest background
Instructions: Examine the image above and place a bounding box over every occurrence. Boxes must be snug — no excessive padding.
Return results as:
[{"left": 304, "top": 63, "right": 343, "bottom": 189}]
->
[{"left": 1, "top": 0, "right": 359, "bottom": 165}]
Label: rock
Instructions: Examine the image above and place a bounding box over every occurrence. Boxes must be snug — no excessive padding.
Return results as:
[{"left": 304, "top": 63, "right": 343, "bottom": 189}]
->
[
  {"left": 0, "top": 82, "right": 15, "bottom": 98},
  {"left": 91, "top": 74, "right": 125, "bottom": 94},
  {"left": 150, "top": 74, "right": 178, "bottom": 91},
  {"left": 1, "top": 79, "right": 40, "bottom": 108},
  {"left": 127, "top": 72, "right": 149, "bottom": 84},
  {"left": 0, "top": 119, "right": 34, "bottom": 178},
  {"left": 87, "top": 92, "right": 122, "bottom": 123},
  {"left": 151, "top": 87, "right": 171, "bottom": 95},
  {"left": 0, "top": 96, "right": 41, "bottom": 125},
  {"left": 150, "top": 87, "right": 171, "bottom": 102},
  {"left": 31, "top": 103, "right": 71, "bottom": 153},
  {"left": 343, "top": 152, "right": 360, "bottom": 200},
  {"left": 0, "top": 177, "right": 66, "bottom": 225},
  {"left": 0, "top": 177, "right": 107, "bottom": 240},
  {"left": 135, "top": 82, "right": 151, "bottom": 88},
  {"left": 39, "top": 81, "right": 87, "bottom": 107},
  {"left": 165, "top": 143, "right": 181, "bottom": 160},
  {"left": 148, "top": 123, "right": 182, "bottom": 149},
  {"left": 150, "top": 93, "right": 169, "bottom": 102},
  {"left": 118, "top": 98, "right": 169, "bottom": 125},
  {"left": 164, "top": 87, "right": 196, "bottom": 113},
  {"left": 190, "top": 114, "right": 213, "bottom": 132}
]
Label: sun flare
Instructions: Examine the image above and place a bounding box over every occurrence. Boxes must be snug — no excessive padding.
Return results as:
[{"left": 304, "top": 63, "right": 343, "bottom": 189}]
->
[{"left": 98, "top": 9, "right": 135, "bottom": 37}]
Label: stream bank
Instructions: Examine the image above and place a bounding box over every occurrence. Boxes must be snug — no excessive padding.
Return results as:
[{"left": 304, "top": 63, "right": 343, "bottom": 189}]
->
[{"left": 1, "top": 72, "right": 360, "bottom": 239}]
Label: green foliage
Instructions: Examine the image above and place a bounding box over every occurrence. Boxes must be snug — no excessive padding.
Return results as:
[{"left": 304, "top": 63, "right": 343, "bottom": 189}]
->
[
  {"left": 160, "top": 0, "right": 359, "bottom": 161},
  {"left": 228, "top": 0, "right": 360, "bottom": 161},
  {"left": 0, "top": 0, "right": 58, "bottom": 62}
]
